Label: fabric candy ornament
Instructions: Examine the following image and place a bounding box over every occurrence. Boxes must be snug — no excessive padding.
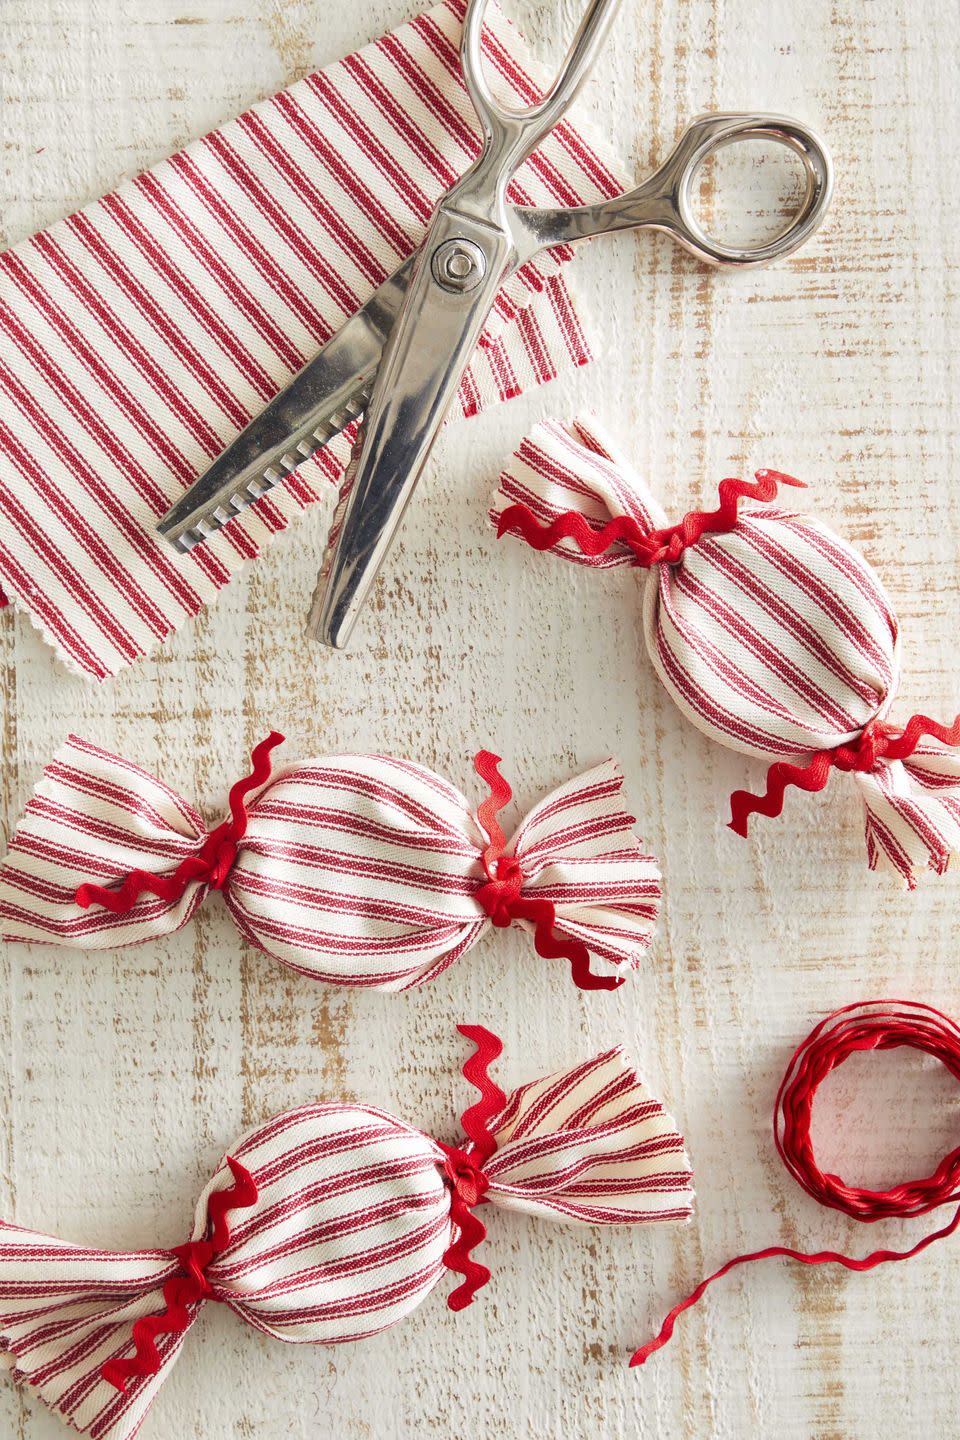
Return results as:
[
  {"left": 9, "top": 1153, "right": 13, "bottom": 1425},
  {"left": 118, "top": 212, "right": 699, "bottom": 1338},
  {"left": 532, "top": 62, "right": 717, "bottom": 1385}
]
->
[
  {"left": 0, "top": 1024, "right": 693, "bottom": 1440},
  {"left": 0, "top": 733, "right": 661, "bottom": 992},
  {"left": 492, "top": 415, "right": 960, "bottom": 888}
]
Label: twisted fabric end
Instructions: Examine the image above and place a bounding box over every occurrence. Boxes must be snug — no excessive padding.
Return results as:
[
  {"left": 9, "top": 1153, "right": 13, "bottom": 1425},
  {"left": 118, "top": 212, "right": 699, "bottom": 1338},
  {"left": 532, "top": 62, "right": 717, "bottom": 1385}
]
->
[
  {"left": 496, "top": 471, "right": 802, "bottom": 568},
  {"left": 472, "top": 752, "right": 624, "bottom": 991},
  {"left": 441, "top": 1024, "right": 506, "bottom": 1311},
  {"left": 728, "top": 715, "right": 960, "bottom": 840},
  {"left": 75, "top": 733, "right": 284, "bottom": 916},
  {"left": 101, "top": 1155, "right": 257, "bottom": 1394}
]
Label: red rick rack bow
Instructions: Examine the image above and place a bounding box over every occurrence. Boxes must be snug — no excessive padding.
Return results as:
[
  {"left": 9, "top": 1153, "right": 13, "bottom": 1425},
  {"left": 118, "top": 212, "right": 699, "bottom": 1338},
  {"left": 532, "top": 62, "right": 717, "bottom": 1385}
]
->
[
  {"left": 472, "top": 750, "right": 626, "bottom": 991},
  {"left": 0, "top": 736, "right": 661, "bottom": 991},
  {"left": 0, "top": 1027, "right": 693, "bottom": 1440},
  {"left": 493, "top": 414, "right": 960, "bottom": 888}
]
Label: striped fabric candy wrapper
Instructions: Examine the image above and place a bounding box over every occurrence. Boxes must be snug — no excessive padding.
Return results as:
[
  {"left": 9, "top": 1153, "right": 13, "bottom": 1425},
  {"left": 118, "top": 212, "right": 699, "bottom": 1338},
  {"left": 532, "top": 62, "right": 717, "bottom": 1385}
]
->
[
  {"left": 492, "top": 415, "right": 960, "bottom": 887},
  {"left": 0, "top": 732, "right": 662, "bottom": 993},
  {"left": 0, "top": 0, "right": 627, "bottom": 682},
  {"left": 0, "top": 1024, "right": 694, "bottom": 1440}
]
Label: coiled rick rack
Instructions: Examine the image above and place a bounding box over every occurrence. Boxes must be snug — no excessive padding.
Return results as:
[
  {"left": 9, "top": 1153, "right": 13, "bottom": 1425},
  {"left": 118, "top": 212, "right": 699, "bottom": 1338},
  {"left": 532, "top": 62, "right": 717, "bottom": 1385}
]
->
[{"left": 633, "top": 1000, "right": 960, "bottom": 1364}]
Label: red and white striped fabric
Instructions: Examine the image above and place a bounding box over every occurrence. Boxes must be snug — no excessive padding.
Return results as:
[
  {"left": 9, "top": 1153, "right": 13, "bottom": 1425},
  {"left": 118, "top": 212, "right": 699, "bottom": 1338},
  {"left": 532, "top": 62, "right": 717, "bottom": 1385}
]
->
[
  {"left": 0, "top": 733, "right": 662, "bottom": 989},
  {"left": 0, "top": 1028, "right": 693, "bottom": 1440},
  {"left": 0, "top": 0, "right": 626, "bottom": 682},
  {"left": 492, "top": 415, "right": 960, "bottom": 887}
]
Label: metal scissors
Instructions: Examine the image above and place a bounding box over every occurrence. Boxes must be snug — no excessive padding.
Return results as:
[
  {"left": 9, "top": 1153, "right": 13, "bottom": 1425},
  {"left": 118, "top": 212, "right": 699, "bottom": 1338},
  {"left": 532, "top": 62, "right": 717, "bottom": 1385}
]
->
[{"left": 158, "top": 0, "right": 833, "bottom": 649}]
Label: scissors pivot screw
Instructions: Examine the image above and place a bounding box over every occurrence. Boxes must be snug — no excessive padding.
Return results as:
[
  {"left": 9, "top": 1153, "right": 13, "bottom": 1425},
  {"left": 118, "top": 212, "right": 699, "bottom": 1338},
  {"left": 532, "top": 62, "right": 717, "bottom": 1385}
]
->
[{"left": 431, "top": 238, "right": 487, "bottom": 293}]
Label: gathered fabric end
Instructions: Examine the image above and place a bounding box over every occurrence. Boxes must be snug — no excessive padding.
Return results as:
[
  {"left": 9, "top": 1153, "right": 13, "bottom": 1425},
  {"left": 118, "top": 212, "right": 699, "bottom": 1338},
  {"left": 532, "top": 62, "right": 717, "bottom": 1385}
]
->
[
  {"left": 0, "top": 1229, "right": 190, "bottom": 1438},
  {"left": 481, "top": 1045, "right": 694, "bottom": 1228},
  {"left": 495, "top": 471, "right": 801, "bottom": 569},
  {"left": 101, "top": 1157, "right": 258, "bottom": 1394},
  {"left": 729, "top": 714, "right": 960, "bottom": 886},
  {"left": 74, "top": 733, "right": 284, "bottom": 916},
  {"left": 472, "top": 751, "right": 625, "bottom": 990},
  {"left": 440, "top": 1025, "right": 506, "bottom": 1310}
]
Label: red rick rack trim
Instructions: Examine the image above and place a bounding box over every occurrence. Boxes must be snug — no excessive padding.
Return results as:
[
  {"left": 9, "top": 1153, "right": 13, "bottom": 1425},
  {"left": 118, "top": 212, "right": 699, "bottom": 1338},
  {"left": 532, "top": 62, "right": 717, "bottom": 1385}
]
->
[
  {"left": 497, "top": 469, "right": 803, "bottom": 567},
  {"left": 438, "top": 1023, "right": 507, "bottom": 1309},
  {"left": 633, "top": 1000, "right": 960, "bottom": 1364},
  {"left": 101, "top": 1158, "right": 258, "bottom": 1393},
  {"left": 728, "top": 714, "right": 960, "bottom": 836}
]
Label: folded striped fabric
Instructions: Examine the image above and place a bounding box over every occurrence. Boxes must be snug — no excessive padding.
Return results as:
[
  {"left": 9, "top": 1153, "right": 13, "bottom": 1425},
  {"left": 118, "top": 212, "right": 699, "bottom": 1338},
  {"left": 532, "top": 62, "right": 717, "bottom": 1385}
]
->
[
  {"left": 0, "top": 732, "right": 661, "bottom": 991},
  {"left": 493, "top": 415, "right": 960, "bottom": 887},
  {"left": 0, "top": 0, "right": 625, "bottom": 681},
  {"left": 0, "top": 1024, "right": 693, "bottom": 1440}
]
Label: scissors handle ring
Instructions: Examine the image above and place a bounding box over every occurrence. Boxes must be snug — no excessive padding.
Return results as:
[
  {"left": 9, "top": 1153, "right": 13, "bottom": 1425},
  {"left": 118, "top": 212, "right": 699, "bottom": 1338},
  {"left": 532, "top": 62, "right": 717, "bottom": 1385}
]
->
[
  {"left": 664, "top": 112, "right": 834, "bottom": 268},
  {"left": 513, "top": 111, "right": 833, "bottom": 269}
]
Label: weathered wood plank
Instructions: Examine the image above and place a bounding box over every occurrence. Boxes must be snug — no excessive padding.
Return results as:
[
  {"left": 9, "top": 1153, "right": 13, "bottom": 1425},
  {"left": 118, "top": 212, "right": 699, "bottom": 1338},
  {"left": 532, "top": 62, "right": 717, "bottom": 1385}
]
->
[{"left": 1, "top": 0, "right": 958, "bottom": 1436}]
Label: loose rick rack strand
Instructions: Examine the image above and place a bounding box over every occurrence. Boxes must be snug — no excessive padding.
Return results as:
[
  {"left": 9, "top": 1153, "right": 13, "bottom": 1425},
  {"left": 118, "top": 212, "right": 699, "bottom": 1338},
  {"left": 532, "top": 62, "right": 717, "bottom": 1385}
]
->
[{"left": 632, "top": 1000, "right": 960, "bottom": 1364}]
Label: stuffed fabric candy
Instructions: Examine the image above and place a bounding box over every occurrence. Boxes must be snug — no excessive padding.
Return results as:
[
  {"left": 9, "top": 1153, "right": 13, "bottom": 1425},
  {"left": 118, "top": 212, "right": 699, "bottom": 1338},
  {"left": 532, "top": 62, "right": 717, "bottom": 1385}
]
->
[
  {"left": 0, "top": 1025, "right": 693, "bottom": 1440},
  {"left": 493, "top": 415, "right": 960, "bottom": 888},
  {"left": 0, "top": 733, "right": 661, "bottom": 991}
]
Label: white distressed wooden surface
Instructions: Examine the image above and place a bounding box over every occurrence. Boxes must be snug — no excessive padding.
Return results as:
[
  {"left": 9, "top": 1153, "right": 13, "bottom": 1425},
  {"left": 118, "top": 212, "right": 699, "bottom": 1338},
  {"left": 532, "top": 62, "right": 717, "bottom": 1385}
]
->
[{"left": 1, "top": 1, "right": 959, "bottom": 1437}]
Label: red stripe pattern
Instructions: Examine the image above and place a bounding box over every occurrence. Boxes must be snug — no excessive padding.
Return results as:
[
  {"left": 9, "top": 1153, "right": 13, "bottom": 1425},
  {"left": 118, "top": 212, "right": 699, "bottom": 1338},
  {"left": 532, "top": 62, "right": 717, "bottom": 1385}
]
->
[
  {"left": 0, "top": 1033, "right": 692, "bottom": 1440},
  {"left": 492, "top": 415, "right": 960, "bottom": 887},
  {"left": 0, "top": 736, "right": 662, "bottom": 989},
  {"left": 0, "top": 1, "right": 625, "bottom": 682}
]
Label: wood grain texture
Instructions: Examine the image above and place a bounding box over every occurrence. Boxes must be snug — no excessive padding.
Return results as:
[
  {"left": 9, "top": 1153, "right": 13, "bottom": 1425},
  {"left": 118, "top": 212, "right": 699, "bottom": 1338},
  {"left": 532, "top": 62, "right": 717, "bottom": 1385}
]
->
[{"left": 1, "top": 0, "right": 959, "bottom": 1436}]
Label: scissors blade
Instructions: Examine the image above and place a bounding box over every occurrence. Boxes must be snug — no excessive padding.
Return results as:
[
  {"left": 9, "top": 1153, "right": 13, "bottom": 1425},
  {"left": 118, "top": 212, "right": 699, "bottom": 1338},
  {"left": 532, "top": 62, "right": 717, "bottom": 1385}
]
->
[
  {"left": 156, "top": 255, "right": 417, "bottom": 553},
  {"left": 309, "top": 209, "right": 515, "bottom": 649}
]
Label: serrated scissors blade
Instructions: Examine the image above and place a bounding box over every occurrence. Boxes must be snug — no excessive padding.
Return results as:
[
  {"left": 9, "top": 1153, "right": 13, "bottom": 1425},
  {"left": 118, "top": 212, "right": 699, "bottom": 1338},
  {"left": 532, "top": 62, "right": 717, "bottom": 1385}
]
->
[{"left": 157, "top": 255, "right": 416, "bottom": 553}]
